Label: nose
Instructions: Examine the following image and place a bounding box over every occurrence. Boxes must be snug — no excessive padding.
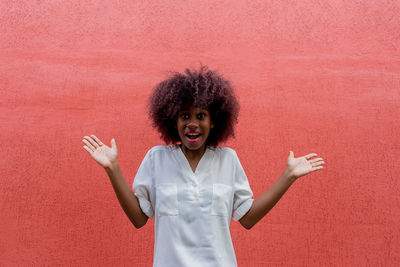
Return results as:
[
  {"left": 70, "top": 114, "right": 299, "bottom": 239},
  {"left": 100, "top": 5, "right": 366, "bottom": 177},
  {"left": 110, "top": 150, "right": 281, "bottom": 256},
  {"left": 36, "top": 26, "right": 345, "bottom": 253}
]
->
[{"left": 186, "top": 119, "right": 199, "bottom": 128}]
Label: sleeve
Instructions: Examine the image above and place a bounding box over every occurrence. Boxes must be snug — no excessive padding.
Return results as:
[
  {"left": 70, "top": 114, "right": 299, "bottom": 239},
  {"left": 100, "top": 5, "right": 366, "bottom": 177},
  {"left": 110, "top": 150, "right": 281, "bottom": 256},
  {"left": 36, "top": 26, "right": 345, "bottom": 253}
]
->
[
  {"left": 132, "top": 149, "right": 155, "bottom": 218},
  {"left": 231, "top": 151, "right": 254, "bottom": 221}
]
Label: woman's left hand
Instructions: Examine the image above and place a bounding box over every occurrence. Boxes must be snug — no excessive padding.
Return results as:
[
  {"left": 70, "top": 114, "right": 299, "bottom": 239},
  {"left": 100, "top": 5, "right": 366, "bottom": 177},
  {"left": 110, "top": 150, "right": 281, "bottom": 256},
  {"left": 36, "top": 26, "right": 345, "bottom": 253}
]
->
[{"left": 286, "top": 151, "right": 325, "bottom": 180}]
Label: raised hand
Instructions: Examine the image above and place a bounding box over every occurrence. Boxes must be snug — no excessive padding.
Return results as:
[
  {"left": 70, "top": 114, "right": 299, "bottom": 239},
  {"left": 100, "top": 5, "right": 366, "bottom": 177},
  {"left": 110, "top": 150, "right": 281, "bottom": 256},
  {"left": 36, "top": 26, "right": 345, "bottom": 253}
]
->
[
  {"left": 82, "top": 135, "right": 118, "bottom": 168},
  {"left": 286, "top": 151, "right": 324, "bottom": 180}
]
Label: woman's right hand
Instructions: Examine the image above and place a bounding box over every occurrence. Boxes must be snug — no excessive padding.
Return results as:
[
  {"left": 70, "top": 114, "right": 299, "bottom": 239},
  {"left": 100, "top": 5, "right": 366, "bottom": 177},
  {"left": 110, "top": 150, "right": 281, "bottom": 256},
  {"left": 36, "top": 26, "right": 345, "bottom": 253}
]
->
[{"left": 82, "top": 135, "right": 118, "bottom": 168}]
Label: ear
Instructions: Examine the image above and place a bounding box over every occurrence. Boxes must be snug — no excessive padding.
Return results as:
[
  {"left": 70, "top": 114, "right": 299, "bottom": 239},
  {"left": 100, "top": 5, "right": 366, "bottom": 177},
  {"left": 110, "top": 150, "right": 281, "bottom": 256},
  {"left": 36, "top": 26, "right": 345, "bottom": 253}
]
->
[{"left": 211, "top": 123, "right": 214, "bottom": 128}]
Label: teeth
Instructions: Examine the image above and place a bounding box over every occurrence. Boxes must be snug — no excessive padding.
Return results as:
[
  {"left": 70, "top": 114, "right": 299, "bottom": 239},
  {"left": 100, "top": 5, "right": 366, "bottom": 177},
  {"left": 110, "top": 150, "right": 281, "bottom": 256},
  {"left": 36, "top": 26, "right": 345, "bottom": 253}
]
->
[{"left": 186, "top": 133, "right": 200, "bottom": 139}]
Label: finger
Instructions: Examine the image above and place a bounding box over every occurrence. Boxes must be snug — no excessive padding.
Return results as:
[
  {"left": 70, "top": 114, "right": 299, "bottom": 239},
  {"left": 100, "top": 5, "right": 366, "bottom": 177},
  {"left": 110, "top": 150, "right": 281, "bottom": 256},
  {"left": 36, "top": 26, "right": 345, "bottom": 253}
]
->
[
  {"left": 309, "top": 157, "right": 323, "bottom": 163},
  {"left": 83, "top": 145, "right": 93, "bottom": 154},
  {"left": 311, "top": 161, "right": 324, "bottom": 167},
  {"left": 310, "top": 166, "right": 324, "bottom": 173},
  {"left": 289, "top": 150, "right": 294, "bottom": 159},
  {"left": 83, "top": 136, "right": 100, "bottom": 149},
  {"left": 305, "top": 153, "right": 317, "bottom": 160},
  {"left": 91, "top": 135, "right": 104, "bottom": 146},
  {"left": 111, "top": 138, "right": 117, "bottom": 152},
  {"left": 82, "top": 139, "right": 95, "bottom": 151}
]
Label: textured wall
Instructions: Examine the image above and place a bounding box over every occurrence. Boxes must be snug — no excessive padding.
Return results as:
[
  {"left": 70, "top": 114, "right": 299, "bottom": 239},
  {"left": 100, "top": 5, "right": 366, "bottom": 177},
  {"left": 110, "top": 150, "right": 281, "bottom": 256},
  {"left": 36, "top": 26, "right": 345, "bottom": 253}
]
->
[{"left": 1, "top": 0, "right": 399, "bottom": 266}]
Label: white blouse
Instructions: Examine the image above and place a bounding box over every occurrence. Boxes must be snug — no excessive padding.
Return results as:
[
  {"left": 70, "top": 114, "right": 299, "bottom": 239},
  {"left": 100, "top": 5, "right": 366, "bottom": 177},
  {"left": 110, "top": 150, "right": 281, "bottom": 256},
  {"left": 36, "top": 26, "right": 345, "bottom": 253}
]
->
[{"left": 132, "top": 145, "right": 254, "bottom": 267}]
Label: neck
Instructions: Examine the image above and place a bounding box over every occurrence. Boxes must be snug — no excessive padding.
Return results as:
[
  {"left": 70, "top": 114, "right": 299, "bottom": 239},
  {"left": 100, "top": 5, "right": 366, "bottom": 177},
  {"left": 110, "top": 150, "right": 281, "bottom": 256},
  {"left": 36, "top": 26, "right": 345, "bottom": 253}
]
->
[{"left": 180, "top": 144, "right": 206, "bottom": 160}]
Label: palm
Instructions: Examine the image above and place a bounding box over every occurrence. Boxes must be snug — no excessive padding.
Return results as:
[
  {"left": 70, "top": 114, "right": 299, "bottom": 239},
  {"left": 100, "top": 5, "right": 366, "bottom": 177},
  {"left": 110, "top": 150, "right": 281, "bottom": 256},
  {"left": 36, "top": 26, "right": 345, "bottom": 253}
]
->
[
  {"left": 82, "top": 135, "right": 118, "bottom": 168},
  {"left": 287, "top": 151, "right": 324, "bottom": 179},
  {"left": 92, "top": 145, "right": 117, "bottom": 167}
]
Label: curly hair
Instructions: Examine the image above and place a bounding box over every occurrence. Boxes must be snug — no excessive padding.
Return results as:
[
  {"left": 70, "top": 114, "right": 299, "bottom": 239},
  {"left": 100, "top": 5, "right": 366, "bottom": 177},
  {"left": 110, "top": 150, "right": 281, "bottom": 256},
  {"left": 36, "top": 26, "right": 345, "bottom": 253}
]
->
[{"left": 148, "top": 65, "right": 239, "bottom": 147}]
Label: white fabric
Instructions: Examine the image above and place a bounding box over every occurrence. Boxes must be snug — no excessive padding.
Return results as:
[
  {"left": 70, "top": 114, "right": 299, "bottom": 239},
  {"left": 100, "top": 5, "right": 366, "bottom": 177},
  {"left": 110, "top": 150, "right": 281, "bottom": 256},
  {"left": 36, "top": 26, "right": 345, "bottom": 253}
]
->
[{"left": 132, "top": 145, "right": 254, "bottom": 267}]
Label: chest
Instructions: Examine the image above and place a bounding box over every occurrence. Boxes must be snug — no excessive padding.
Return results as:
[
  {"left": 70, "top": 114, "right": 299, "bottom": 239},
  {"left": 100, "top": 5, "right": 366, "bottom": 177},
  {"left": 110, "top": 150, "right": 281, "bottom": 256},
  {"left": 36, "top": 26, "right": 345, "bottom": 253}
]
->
[
  {"left": 151, "top": 147, "right": 236, "bottom": 218},
  {"left": 154, "top": 181, "right": 234, "bottom": 219}
]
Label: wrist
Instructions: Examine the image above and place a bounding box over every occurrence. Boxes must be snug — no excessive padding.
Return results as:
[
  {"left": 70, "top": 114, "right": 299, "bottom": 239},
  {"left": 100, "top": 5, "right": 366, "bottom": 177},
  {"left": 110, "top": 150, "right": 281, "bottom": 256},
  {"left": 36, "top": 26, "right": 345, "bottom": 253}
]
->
[
  {"left": 282, "top": 169, "right": 297, "bottom": 184},
  {"left": 105, "top": 160, "right": 120, "bottom": 172}
]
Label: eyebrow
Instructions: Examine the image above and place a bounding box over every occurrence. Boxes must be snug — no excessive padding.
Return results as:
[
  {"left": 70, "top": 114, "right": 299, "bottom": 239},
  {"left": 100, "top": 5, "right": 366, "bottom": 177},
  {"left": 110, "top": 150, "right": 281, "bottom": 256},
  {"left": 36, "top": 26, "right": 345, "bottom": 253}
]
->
[{"left": 179, "top": 109, "right": 208, "bottom": 113}]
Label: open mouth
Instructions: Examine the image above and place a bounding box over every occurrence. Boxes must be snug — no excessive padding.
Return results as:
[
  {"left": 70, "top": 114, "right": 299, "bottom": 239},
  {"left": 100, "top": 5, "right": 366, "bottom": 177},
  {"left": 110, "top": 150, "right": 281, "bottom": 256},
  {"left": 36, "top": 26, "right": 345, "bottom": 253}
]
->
[
  {"left": 185, "top": 133, "right": 201, "bottom": 143},
  {"left": 186, "top": 133, "right": 201, "bottom": 140}
]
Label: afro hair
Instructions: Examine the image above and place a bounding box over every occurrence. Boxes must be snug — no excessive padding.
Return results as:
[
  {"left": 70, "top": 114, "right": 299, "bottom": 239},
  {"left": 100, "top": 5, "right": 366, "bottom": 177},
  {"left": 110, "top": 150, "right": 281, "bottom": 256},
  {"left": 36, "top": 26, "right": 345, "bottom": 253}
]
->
[{"left": 148, "top": 65, "right": 239, "bottom": 147}]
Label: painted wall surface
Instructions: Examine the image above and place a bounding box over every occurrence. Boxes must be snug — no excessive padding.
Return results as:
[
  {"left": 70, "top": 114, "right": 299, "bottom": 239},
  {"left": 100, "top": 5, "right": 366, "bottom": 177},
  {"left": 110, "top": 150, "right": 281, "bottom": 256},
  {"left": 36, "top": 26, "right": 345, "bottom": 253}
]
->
[{"left": 1, "top": 0, "right": 399, "bottom": 266}]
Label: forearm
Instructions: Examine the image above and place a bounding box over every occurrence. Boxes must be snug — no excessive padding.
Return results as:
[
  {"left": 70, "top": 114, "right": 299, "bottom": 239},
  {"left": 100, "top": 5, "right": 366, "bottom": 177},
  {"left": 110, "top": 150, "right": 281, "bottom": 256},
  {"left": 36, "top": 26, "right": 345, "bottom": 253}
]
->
[
  {"left": 105, "top": 162, "right": 148, "bottom": 228},
  {"left": 239, "top": 170, "right": 295, "bottom": 229}
]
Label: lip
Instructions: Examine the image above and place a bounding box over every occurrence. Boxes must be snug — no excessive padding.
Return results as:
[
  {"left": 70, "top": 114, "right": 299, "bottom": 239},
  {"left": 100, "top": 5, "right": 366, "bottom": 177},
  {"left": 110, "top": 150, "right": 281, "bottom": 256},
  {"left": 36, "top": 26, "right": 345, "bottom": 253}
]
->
[
  {"left": 185, "top": 132, "right": 201, "bottom": 143},
  {"left": 187, "top": 136, "right": 200, "bottom": 143},
  {"left": 186, "top": 131, "right": 200, "bottom": 134}
]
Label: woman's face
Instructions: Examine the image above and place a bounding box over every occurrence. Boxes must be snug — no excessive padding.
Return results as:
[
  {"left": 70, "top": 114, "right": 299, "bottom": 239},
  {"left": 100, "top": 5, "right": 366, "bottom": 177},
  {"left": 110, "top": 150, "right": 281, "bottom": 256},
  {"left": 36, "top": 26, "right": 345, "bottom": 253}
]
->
[{"left": 176, "top": 106, "right": 213, "bottom": 153}]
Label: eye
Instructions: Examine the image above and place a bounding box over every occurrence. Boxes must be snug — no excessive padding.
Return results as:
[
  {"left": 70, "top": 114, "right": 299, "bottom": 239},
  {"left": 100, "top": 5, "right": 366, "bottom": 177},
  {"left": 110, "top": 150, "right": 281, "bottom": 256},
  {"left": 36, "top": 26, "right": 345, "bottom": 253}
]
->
[
  {"left": 197, "top": 113, "right": 205, "bottom": 119},
  {"left": 181, "top": 113, "right": 189, "bottom": 119}
]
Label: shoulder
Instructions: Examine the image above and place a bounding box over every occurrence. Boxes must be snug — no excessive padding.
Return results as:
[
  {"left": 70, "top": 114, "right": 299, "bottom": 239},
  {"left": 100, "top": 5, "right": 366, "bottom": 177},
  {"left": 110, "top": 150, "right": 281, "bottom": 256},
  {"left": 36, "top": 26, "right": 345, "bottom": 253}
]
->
[
  {"left": 145, "top": 145, "right": 179, "bottom": 157},
  {"left": 211, "top": 146, "right": 239, "bottom": 162},
  {"left": 213, "top": 146, "right": 237, "bottom": 155},
  {"left": 147, "top": 145, "right": 170, "bottom": 153}
]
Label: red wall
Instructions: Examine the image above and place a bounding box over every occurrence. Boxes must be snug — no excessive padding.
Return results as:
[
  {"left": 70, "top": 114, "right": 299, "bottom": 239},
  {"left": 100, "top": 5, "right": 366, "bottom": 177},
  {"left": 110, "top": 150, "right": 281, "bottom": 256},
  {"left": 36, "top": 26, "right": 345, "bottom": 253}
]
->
[{"left": 1, "top": 0, "right": 399, "bottom": 266}]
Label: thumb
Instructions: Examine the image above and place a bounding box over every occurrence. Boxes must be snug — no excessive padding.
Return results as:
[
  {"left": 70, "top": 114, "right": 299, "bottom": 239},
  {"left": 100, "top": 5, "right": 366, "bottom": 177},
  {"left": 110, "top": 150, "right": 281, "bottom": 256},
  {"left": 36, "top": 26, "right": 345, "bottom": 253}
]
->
[
  {"left": 289, "top": 150, "right": 294, "bottom": 159},
  {"left": 111, "top": 138, "right": 117, "bottom": 151}
]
